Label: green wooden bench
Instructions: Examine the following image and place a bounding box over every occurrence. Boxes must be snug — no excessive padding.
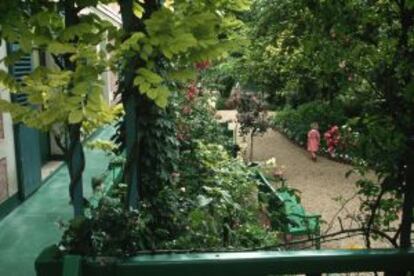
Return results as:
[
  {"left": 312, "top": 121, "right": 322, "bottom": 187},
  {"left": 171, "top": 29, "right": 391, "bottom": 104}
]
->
[{"left": 255, "top": 171, "right": 321, "bottom": 248}]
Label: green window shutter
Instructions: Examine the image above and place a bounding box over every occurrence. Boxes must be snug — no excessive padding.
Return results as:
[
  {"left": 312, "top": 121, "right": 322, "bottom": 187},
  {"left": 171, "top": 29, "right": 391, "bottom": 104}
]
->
[
  {"left": 7, "top": 43, "right": 32, "bottom": 105},
  {"left": 7, "top": 43, "right": 42, "bottom": 199}
]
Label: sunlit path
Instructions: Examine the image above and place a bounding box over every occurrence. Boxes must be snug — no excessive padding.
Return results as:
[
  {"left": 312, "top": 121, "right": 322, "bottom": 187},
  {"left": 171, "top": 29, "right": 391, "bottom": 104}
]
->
[{"left": 217, "top": 110, "right": 385, "bottom": 249}]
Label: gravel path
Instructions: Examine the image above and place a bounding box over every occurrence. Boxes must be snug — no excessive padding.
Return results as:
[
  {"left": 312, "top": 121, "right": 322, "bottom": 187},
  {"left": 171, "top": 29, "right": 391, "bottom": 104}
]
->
[{"left": 217, "top": 110, "right": 387, "bottom": 249}]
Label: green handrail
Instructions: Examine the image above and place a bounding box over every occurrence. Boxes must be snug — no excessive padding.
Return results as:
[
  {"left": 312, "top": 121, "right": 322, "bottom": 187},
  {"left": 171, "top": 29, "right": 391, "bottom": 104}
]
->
[
  {"left": 121, "top": 249, "right": 414, "bottom": 275},
  {"left": 43, "top": 247, "right": 414, "bottom": 276}
]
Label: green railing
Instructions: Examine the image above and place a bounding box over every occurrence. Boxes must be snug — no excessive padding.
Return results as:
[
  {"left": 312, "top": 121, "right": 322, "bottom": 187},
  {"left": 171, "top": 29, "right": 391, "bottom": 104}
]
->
[{"left": 35, "top": 246, "right": 414, "bottom": 276}]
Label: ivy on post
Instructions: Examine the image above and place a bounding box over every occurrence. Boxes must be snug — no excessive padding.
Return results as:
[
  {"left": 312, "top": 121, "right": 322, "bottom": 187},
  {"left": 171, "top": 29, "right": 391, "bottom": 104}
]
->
[
  {"left": 114, "top": 0, "right": 251, "bottom": 213},
  {"left": 117, "top": 0, "right": 158, "bottom": 209}
]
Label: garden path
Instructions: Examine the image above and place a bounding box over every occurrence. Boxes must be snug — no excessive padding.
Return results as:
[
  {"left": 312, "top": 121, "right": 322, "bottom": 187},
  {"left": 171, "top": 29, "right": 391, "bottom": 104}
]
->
[
  {"left": 0, "top": 127, "right": 115, "bottom": 276},
  {"left": 217, "top": 110, "right": 385, "bottom": 249}
]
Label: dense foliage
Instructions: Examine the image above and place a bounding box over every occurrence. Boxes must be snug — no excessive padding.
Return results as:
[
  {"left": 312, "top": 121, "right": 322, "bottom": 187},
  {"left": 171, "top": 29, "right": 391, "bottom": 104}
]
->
[{"left": 60, "top": 91, "right": 280, "bottom": 256}]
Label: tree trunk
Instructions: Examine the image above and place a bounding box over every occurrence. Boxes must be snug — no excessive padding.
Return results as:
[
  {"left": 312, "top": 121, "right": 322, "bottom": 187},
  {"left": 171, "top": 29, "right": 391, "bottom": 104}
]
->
[
  {"left": 63, "top": 0, "right": 84, "bottom": 217},
  {"left": 68, "top": 124, "right": 85, "bottom": 217}
]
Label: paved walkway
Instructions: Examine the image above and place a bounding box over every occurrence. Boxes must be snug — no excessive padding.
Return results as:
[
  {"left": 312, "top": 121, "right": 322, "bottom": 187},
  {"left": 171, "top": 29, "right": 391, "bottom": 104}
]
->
[
  {"left": 0, "top": 127, "right": 114, "bottom": 276},
  {"left": 217, "top": 110, "right": 384, "bottom": 249}
]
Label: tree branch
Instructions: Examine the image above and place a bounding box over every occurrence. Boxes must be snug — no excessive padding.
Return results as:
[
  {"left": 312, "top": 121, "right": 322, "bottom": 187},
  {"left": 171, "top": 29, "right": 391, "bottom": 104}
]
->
[
  {"left": 365, "top": 188, "right": 386, "bottom": 248},
  {"left": 324, "top": 192, "right": 359, "bottom": 235}
]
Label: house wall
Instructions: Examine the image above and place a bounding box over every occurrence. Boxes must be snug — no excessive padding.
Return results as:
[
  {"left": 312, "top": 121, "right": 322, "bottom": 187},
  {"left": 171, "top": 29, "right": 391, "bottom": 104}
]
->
[
  {"left": 0, "top": 43, "right": 19, "bottom": 204},
  {"left": 86, "top": 4, "right": 121, "bottom": 105}
]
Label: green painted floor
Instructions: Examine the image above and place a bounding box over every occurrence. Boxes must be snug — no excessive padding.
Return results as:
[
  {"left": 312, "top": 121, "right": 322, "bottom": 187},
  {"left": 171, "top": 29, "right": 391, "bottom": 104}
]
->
[{"left": 0, "top": 127, "right": 114, "bottom": 276}]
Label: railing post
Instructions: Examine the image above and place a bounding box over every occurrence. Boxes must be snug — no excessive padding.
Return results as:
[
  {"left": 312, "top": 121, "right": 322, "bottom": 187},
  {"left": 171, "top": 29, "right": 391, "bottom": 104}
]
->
[
  {"left": 63, "top": 255, "right": 81, "bottom": 276},
  {"left": 124, "top": 95, "right": 139, "bottom": 209},
  {"left": 400, "top": 135, "right": 414, "bottom": 249}
]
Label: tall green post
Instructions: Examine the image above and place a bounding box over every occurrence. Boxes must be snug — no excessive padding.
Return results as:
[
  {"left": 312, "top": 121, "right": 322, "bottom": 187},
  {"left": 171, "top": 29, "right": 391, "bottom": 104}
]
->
[{"left": 118, "top": 0, "right": 141, "bottom": 209}]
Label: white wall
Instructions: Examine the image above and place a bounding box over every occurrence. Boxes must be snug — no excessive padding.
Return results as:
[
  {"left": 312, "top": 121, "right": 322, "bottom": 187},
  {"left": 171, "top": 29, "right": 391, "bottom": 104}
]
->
[
  {"left": 84, "top": 5, "right": 121, "bottom": 106},
  {"left": 0, "top": 43, "right": 18, "bottom": 202}
]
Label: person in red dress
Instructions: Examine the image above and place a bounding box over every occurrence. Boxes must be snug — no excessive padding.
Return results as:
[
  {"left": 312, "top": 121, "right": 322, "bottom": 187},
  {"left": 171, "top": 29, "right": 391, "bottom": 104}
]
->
[{"left": 307, "top": 122, "right": 321, "bottom": 161}]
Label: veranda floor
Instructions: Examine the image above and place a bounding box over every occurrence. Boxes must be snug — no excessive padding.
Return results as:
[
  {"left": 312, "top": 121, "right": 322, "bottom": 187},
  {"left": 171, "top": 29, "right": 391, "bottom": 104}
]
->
[{"left": 0, "top": 126, "right": 115, "bottom": 276}]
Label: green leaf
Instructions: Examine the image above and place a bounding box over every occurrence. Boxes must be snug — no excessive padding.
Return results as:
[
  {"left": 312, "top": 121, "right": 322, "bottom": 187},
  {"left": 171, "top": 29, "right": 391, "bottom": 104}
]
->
[
  {"left": 137, "top": 68, "right": 163, "bottom": 84},
  {"left": 197, "top": 195, "right": 213, "bottom": 207},
  {"left": 68, "top": 111, "right": 83, "bottom": 124},
  {"left": 133, "top": 1, "right": 144, "bottom": 19},
  {"left": 143, "top": 44, "right": 153, "bottom": 55},
  {"left": 167, "top": 69, "right": 197, "bottom": 82},
  {"left": 155, "top": 96, "right": 168, "bottom": 108},
  {"left": 147, "top": 88, "right": 158, "bottom": 100},
  {"left": 154, "top": 86, "right": 170, "bottom": 108},
  {"left": 0, "top": 70, "right": 19, "bottom": 92},
  {"left": 48, "top": 42, "right": 76, "bottom": 54},
  {"left": 169, "top": 32, "right": 198, "bottom": 54}
]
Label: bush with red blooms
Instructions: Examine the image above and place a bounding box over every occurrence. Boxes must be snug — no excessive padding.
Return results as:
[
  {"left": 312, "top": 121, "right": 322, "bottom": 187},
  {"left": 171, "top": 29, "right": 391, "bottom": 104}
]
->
[
  {"left": 186, "top": 83, "right": 198, "bottom": 102},
  {"left": 324, "top": 125, "right": 340, "bottom": 157},
  {"left": 185, "top": 60, "right": 209, "bottom": 102}
]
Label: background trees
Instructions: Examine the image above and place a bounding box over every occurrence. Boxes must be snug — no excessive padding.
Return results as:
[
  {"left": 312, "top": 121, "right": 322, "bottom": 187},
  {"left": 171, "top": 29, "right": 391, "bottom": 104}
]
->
[{"left": 213, "top": 0, "right": 414, "bottom": 249}]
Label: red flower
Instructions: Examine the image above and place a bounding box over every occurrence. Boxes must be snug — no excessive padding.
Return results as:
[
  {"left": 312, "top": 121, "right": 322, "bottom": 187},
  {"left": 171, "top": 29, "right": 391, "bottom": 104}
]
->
[{"left": 186, "top": 84, "right": 198, "bottom": 101}]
